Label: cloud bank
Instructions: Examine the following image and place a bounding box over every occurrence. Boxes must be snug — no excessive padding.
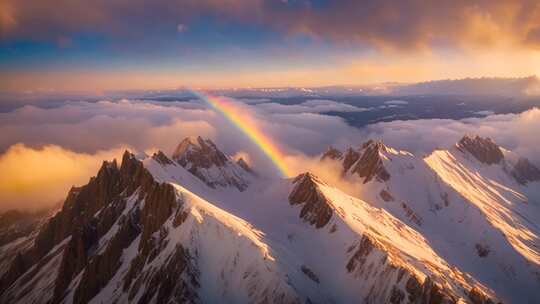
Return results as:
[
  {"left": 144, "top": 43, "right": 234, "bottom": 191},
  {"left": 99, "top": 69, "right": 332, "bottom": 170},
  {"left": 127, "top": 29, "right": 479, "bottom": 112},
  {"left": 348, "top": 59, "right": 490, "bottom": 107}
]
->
[
  {"left": 0, "top": 96, "right": 538, "bottom": 212},
  {"left": 0, "top": 144, "right": 126, "bottom": 211},
  {"left": 362, "top": 108, "right": 540, "bottom": 164}
]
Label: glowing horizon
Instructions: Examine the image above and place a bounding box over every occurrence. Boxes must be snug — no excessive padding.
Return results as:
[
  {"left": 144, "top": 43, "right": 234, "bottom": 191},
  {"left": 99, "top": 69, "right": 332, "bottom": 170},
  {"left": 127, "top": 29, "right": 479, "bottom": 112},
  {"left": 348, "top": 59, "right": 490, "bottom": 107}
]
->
[{"left": 192, "top": 90, "right": 291, "bottom": 178}]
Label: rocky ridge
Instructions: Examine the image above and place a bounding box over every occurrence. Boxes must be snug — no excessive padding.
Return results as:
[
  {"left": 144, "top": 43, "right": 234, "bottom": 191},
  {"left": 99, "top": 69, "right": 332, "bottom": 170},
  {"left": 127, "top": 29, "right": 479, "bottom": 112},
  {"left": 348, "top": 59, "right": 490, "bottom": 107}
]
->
[
  {"left": 2, "top": 135, "right": 539, "bottom": 303},
  {"left": 172, "top": 136, "right": 251, "bottom": 191}
]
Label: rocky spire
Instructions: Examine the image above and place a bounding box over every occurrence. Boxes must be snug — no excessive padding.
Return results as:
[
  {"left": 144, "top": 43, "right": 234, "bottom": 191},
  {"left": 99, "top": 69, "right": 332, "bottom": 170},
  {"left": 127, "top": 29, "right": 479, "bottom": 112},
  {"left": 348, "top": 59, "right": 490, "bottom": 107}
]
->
[
  {"left": 289, "top": 173, "right": 333, "bottom": 229},
  {"left": 457, "top": 135, "right": 504, "bottom": 165},
  {"left": 351, "top": 140, "right": 391, "bottom": 183}
]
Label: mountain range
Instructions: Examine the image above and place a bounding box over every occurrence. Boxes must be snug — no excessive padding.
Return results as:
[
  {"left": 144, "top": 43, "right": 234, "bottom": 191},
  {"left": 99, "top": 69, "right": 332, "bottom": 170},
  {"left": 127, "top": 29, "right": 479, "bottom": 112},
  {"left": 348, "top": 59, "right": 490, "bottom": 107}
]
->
[{"left": 1, "top": 134, "right": 539, "bottom": 304}]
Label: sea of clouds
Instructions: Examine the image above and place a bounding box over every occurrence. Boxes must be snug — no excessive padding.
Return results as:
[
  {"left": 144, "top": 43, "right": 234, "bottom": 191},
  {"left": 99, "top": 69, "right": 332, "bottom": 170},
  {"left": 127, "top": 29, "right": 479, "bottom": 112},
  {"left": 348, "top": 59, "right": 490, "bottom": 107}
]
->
[{"left": 1, "top": 97, "right": 539, "bottom": 211}]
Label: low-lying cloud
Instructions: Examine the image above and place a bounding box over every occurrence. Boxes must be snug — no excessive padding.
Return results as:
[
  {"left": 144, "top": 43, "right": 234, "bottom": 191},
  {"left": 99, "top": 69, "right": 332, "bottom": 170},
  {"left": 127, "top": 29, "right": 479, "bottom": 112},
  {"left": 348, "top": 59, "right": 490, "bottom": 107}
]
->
[
  {"left": 256, "top": 99, "right": 370, "bottom": 114},
  {"left": 361, "top": 108, "right": 540, "bottom": 164},
  {"left": 0, "top": 144, "right": 126, "bottom": 211},
  {"left": 0, "top": 96, "right": 538, "bottom": 212}
]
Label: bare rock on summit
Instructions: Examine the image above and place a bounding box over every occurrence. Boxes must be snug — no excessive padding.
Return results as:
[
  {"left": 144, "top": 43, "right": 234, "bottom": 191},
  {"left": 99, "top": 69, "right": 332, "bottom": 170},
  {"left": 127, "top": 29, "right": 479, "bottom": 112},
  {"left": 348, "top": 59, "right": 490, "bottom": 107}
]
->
[
  {"left": 172, "top": 136, "right": 228, "bottom": 169},
  {"left": 289, "top": 173, "right": 334, "bottom": 229},
  {"left": 457, "top": 135, "right": 504, "bottom": 165},
  {"left": 351, "top": 140, "right": 391, "bottom": 183},
  {"left": 172, "top": 136, "right": 250, "bottom": 191}
]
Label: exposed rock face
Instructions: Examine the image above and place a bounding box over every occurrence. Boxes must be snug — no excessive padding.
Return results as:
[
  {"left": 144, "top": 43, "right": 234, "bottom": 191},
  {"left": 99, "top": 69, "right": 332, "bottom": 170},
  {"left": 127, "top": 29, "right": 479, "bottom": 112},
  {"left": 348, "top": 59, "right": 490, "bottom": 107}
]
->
[
  {"left": 457, "top": 135, "right": 504, "bottom": 165},
  {"left": 1, "top": 157, "right": 126, "bottom": 300},
  {"left": 380, "top": 190, "right": 394, "bottom": 202},
  {"left": 346, "top": 235, "right": 496, "bottom": 304},
  {"left": 300, "top": 265, "right": 320, "bottom": 284},
  {"left": 173, "top": 136, "right": 228, "bottom": 169},
  {"left": 133, "top": 245, "right": 199, "bottom": 304},
  {"left": 475, "top": 244, "right": 490, "bottom": 258},
  {"left": 289, "top": 173, "right": 333, "bottom": 228},
  {"left": 0, "top": 134, "right": 524, "bottom": 304},
  {"left": 73, "top": 208, "right": 140, "bottom": 304},
  {"left": 0, "top": 151, "right": 183, "bottom": 304},
  {"left": 328, "top": 140, "right": 392, "bottom": 184},
  {"left": 351, "top": 140, "right": 391, "bottom": 183},
  {"left": 512, "top": 157, "right": 540, "bottom": 185},
  {"left": 152, "top": 150, "right": 174, "bottom": 166},
  {"left": 321, "top": 146, "right": 343, "bottom": 161},
  {"left": 172, "top": 136, "right": 250, "bottom": 191},
  {"left": 0, "top": 209, "right": 52, "bottom": 248},
  {"left": 342, "top": 148, "right": 361, "bottom": 172}
]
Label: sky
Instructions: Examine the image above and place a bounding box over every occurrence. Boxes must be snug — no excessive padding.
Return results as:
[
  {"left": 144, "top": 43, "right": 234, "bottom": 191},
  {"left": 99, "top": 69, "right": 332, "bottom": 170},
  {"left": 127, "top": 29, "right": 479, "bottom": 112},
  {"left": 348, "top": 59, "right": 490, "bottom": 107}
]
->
[
  {"left": 1, "top": 0, "right": 540, "bottom": 212},
  {"left": 2, "top": 0, "right": 540, "bottom": 91}
]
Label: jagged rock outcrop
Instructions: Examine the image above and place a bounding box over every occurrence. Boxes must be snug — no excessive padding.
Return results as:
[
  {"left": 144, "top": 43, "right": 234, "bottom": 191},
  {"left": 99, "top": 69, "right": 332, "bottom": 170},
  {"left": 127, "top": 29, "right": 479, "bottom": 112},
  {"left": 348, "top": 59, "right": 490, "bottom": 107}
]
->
[
  {"left": 289, "top": 173, "right": 333, "bottom": 228},
  {"left": 321, "top": 146, "right": 343, "bottom": 161},
  {"left": 172, "top": 136, "right": 250, "bottom": 191},
  {"left": 346, "top": 236, "right": 495, "bottom": 304},
  {"left": 152, "top": 150, "right": 174, "bottom": 166},
  {"left": 457, "top": 135, "right": 504, "bottom": 165},
  {"left": 0, "top": 209, "right": 52, "bottom": 248},
  {"left": 73, "top": 208, "right": 140, "bottom": 304},
  {"left": 342, "top": 147, "right": 361, "bottom": 172},
  {"left": 0, "top": 133, "right": 531, "bottom": 303},
  {"left": 323, "top": 140, "right": 391, "bottom": 183},
  {"left": 0, "top": 151, "right": 184, "bottom": 304},
  {"left": 350, "top": 140, "right": 391, "bottom": 183}
]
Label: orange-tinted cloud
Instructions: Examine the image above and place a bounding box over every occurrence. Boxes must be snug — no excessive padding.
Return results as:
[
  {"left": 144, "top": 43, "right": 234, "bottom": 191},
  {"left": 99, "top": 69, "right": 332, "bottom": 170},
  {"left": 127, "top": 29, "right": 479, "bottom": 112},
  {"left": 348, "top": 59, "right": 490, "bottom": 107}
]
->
[
  {"left": 0, "top": 144, "right": 127, "bottom": 211},
  {"left": 1, "top": 0, "right": 540, "bottom": 51}
]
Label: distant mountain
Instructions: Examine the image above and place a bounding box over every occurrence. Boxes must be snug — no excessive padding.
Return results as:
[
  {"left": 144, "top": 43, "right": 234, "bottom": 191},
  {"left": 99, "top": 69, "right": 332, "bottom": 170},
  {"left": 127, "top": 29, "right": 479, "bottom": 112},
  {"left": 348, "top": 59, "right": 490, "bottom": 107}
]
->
[
  {"left": 206, "top": 76, "right": 540, "bottom": 98},
  {"left": 1, "top": 135, "right": 539, "bottom": 303},
  {"left": 390, "top": 76, "right": 540, "bottom": 96}
]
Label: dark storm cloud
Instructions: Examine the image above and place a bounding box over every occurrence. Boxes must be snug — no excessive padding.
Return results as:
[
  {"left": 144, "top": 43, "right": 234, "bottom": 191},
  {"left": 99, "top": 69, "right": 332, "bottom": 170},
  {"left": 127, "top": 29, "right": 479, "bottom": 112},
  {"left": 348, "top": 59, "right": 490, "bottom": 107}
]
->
[{"left": 1, "top": 0, "right": 540, "bottom": 50}]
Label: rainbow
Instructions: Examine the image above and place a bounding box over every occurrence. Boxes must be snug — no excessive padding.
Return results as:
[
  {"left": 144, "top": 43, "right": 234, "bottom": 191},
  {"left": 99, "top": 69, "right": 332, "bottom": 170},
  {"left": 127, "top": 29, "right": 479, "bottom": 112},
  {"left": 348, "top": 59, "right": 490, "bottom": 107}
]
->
[{"left": 192, "top": 90, "right": 291, "bottom": 178}]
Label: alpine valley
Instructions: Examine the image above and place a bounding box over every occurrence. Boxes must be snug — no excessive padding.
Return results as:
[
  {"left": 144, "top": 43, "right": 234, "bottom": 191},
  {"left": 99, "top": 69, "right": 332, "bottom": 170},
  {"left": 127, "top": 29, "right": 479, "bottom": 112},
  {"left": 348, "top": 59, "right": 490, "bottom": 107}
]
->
[{"left": 1, "top": 135, "right": 539, "bottom": 304}]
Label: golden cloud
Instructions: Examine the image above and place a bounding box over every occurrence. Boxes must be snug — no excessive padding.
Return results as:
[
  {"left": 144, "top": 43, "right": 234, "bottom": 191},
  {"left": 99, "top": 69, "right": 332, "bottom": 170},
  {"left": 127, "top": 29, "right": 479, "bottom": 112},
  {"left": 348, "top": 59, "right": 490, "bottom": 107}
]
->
[{"left": 0, "top": 144, "right": 127, "bottom": 211}]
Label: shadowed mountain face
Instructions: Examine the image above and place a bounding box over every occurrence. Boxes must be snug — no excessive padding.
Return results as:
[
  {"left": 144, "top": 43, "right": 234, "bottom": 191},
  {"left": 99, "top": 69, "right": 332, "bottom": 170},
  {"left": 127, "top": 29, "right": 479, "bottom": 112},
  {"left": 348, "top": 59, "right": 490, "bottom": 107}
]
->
[
  {"left": 457, "top": 135, "right": 504, "bottom": 165},
  {"left": 1, "top": 135, "right": 539, "bottom": 303}
]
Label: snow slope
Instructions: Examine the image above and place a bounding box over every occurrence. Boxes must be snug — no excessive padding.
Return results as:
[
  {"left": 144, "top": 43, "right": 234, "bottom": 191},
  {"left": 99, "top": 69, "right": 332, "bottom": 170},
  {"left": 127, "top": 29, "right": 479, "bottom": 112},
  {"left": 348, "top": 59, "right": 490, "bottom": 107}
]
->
[
  {"left": 2, "top": 135, "right": 535, "bottom": 303},
  {"left": 328, "top": 137, "right": 540, "bottom": 303}
]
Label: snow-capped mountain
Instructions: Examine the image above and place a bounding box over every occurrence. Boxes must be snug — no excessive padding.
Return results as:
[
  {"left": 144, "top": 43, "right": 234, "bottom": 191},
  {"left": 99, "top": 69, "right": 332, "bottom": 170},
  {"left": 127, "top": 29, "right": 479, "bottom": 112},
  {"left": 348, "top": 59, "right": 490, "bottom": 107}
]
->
[
  {"left": 1, "top": 135, "right": 538, "bottom": 303},
  {"left": 323, "top": 135, "right": 540, "bottom": 303},
  {"left": 172, "top": 136, "right": 252, "bottom": 191}
]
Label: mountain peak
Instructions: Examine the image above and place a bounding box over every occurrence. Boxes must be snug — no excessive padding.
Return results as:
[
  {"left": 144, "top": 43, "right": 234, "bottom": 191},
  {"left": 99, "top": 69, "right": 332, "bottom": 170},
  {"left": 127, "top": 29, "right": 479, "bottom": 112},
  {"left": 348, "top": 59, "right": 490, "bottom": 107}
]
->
[
  {"left": 457, "top": 135, "right": 503, "bottom": 164},
  {"left": 171, "top": 136, "right": 250, "bottom": 191},
  {"left": 289, "top": 172, "right": 333, "bottom": 228},
  {"left": 172, "top": 136, "right": 227, "bottom": 168},
  {"left": 360, "top": 139, "right": 387, "bottom": 152},
  {"left": 321, "top": 146, "right": 343, "bottom": 161},
  {"left": 350, "top": 139, "right": 391, "bottom": 183}
]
